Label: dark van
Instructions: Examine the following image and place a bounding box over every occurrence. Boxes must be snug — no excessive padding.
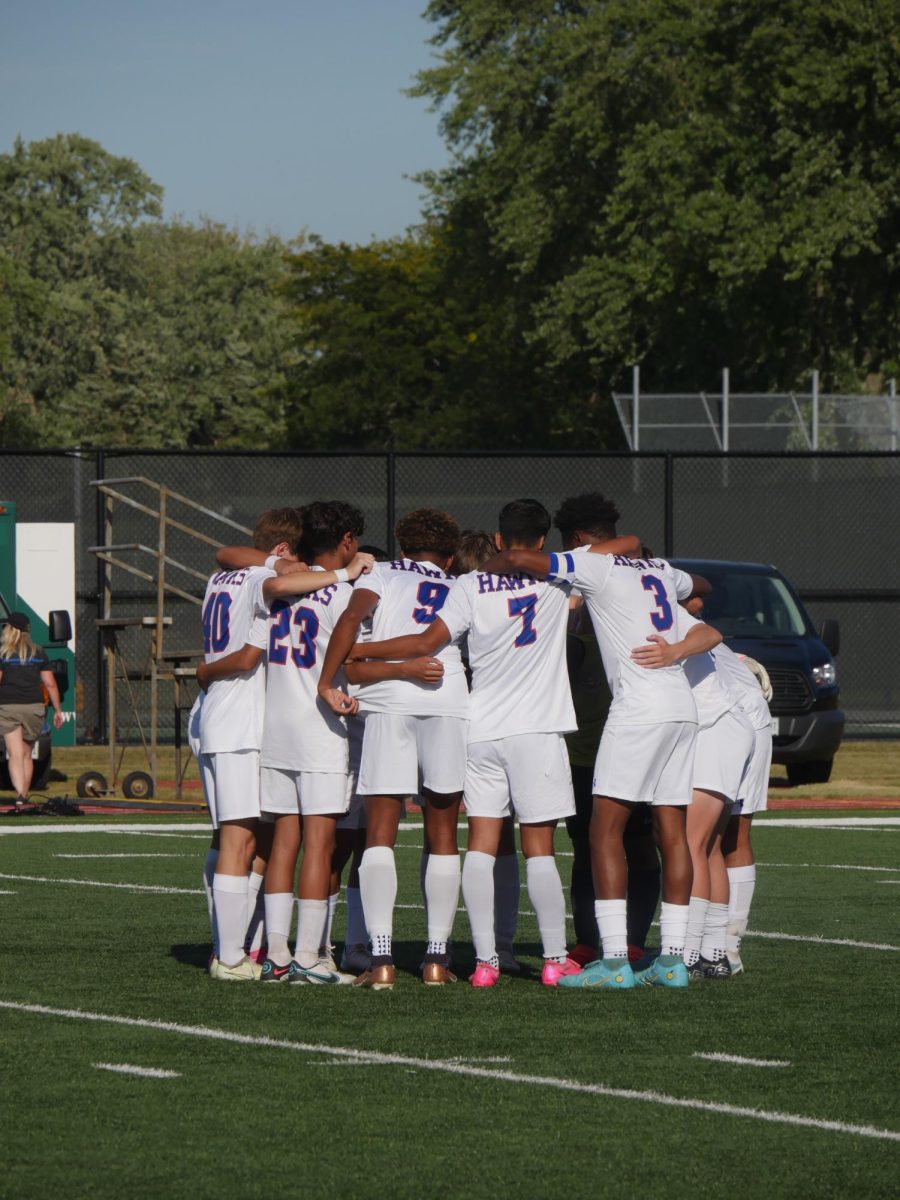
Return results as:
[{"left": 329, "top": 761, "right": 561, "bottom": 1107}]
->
[{"left": 670, "top": 560, "right": 844, "bottom": 784}]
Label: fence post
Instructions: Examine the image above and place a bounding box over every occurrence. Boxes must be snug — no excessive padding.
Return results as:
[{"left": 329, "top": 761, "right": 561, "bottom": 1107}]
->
[
  {"left": 664, "top": 454, "right": 674, "bottom": 557},
  {"left": 386, "top": 452, "right": 396, "bottom": 559},
  {"left": 95, "top": 448, "right": 106, "bottom": 743},
  {"left": 632, "top": 365, "right": 640, "bottom": 452},
  {"left": 721, "top": 368, "right": 730, "bottom": 452},
  {"left": 811, "top": 369, "right": 819, "bottom": 450}
]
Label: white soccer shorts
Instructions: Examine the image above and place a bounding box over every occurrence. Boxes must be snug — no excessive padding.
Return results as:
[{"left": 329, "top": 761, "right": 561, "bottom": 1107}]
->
[
  {"left": 199, "top": 749, "right": 260, "bottom": 829},
  {"left": 733, "top": 727, "right": 773, "bottom": 814},
  {"left": 593, "top": 721, "right": 696, "bottom": 806},
  {"left": 693, "top": 709, "right": 755, "bottom": 802},
  {"left": 464, "top": 732, "right": 576, "bottom": 823},
  {"left": 357, "top": 712, "right": 467, "bottom": 797},
  {"left": 260, "top": 766, "right": 350, "bottom": 817}
]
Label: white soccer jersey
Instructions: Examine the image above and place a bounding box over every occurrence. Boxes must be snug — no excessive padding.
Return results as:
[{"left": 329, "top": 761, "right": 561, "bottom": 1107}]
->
[
  {"left": 678, "top": 608, "right": 739, "bottom": 730},
  {"left": 198, "top": 565, "right": 273, "bottom": 753},
  {"left": 259, "top": 569, "right": 354, "bottom": 772},
  {"left": 439, "top": 569, "right": 576, "bottom": 743},
  {"left": 711, "top": 643, "right": 772, "bottom": 731},
  {"left": 547, "top": 551, "right": 697, "bottom": 727},
  {"left": 353, "top": 558, "right": 469, "bottom": 717}
]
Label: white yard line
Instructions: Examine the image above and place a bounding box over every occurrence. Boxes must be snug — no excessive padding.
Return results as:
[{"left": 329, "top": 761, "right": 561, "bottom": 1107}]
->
[
  {"left": 758, "top": 862, "right": 900, "bottom": 873},
  {"left": 754, "top": 818, "right": 900, "bottom": 830},
  {"left": 746, "top": 930, "right": 899, "bottom": 952},
  {"left": 94, "top": 1062, "right": 180, "bottom": 1079},
  {"left": 0, "top": 873, "right": 200, "bottom": 896},
  {"left": 0, "top": 823, "right": 211, "bottom": 837},
  {"left": 0, "top": 890, "right": 16, "bottom": 895},
  {"left": 2, "top": 1001, "right": 896, "bottom": 1144},
  {"left": 54, "top": 854, "right": 192, "bottom": 860},
  {"left": 694, "top": 1052, "right": 791, "bottom": 1069}
]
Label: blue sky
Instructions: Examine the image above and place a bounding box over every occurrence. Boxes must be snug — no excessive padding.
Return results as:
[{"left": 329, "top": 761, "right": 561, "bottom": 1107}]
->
[{"left": 0, "top": 0, "right": 450, "bottom": 244}]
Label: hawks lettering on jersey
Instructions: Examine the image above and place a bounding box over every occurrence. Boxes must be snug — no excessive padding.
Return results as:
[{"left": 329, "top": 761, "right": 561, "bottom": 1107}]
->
[
  {"left": 198, "top": 565, "right": 273, "bottom": 753},
  {"left": 440, "top": 571, "right": 575, "bottom": 743},
  {"left": 547, "top": 551, "right": 697, "bottom": 728},
  {"left": 261, "top": 572, "right": 353, "bottom": 772},
  {"left": 353, "top": 559, "right": 469, "bottom": 717}
]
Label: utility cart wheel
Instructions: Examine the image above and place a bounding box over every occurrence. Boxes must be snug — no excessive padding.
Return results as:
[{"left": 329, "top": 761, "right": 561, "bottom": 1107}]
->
[
  {"left": 76, "top": 771, "right": 108, "bottom": 798},
  {"left": 122, "top": 771, "right": 155, "bottom": 800}
]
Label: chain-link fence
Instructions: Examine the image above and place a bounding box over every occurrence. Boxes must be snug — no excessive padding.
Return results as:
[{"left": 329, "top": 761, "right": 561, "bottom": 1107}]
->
[{"left": 2, "top": 449, "right": 897, "bottom": 738}]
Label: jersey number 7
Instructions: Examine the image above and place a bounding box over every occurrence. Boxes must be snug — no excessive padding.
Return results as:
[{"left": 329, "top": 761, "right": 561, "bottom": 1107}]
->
[{"left": 508, "top": 593, "right": 537, "bottom": 647}]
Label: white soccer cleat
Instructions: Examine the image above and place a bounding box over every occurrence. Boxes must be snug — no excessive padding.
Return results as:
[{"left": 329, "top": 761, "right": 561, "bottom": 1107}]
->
[{"left": 210, "top": 956, "right": 260, "bottom": 982}]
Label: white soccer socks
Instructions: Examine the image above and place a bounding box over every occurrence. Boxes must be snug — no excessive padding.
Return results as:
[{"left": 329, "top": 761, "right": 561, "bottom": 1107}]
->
[
  {"left": 727, "top": 865, "right": 757, "bottom": 961},
  {"left": 683, "top": 896, "right": 710, "bottom": 966},
  {"left": 659, "top": 901, "right": 689, "bottom": 960},
  {"left": 264, "top": 891, "right": 295, "bottom": 966},
  {"left": 359, "top": 845, "right": 397, "bottom": 961},
  {"left": 203, "top": 848, "right": 219, "bottom": 957},
  {"left": 526, "top": 856, "right": 567, "bottom": 962},
  {"left": 244, "top": 870, "right": 266, "bottom": 956},
  {"left": 213, "top": 873, "right": 249, "bottom": 967},
  {"left": 462, "top": 850, "right": 497, "bottom": 964},
  {"left": 701, "top": 901, "right": 729, "bottom": 963},
  {"left": 296, "top": 898, "right": 328, "bottom": 969},
  {"left": 319, "top": 891, "right": 339, "bottom": 955},
  {"left": 594, "top": 898, "right": 629, "bottom": 961},
  {"left": 424, "top": 853, "right": 460, "bottom": 955},
  {"left": 493, "top": 852, "right": 520, "bottom": 955}
]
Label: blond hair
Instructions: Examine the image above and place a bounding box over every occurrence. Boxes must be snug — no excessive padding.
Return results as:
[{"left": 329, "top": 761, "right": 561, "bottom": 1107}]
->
[{"left": 1, "top": 625, "right": 41, "bottom": 661}]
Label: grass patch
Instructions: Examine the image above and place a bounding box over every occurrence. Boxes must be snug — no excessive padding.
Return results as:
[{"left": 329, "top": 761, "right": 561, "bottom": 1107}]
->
[{"left": 1, "top": 816, "right": 898, "bottom": 1198}]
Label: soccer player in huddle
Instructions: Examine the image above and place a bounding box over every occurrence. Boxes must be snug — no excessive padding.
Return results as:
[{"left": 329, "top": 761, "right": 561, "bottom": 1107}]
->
[
  {"left": 677, "top": 600, "right": 755, "bottom": 977},
  {"left": 479, "top": 492, "right": 722, "bottom": 989},
  {"left": 347, "top": 499, "right": 585, "bottom": 987},
  {"left": 196, "top": 508, "right": 367, "bottom": 981},
  {"left": 318, "top": 509, "right": 468, "bottom": 989}
]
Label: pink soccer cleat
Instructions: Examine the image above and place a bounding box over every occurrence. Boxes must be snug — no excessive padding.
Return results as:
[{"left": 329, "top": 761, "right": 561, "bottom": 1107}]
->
[
  {"left": 246, "top": 947, "right": 267, "bottom": 965},
  {"left": 541, "top": 956, "right": 582, "bottom": 987},
  {"left": 469, "top": 962, "right": 501, "bottom": 989}
]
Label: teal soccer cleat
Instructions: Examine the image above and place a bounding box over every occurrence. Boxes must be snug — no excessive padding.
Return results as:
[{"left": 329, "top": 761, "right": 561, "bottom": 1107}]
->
[
  {"left": 557, "top": 958, "right": 635, "bottom": 989},
  {"left": 634, "top": 956, "right": 689, "bottom": 988}
]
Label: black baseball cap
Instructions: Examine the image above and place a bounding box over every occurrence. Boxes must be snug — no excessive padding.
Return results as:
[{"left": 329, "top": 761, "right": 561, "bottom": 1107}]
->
[{"left": 5, "top": 612, "right": 30, "bottom": 631}]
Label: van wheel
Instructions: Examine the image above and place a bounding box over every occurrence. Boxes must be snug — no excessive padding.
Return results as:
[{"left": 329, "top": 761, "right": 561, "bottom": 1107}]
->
[{"left": 786, "top": 760, "right": 833, "bottom": 786}]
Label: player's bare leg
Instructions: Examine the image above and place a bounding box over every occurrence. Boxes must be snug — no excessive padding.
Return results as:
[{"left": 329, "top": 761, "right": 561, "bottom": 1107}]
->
[
  {"left": 463, "top": 815, "right": 504, "bottom": 983},
  {"left": 245, "top": 819, "right": 273, "bottom": 963},
  {"left": 699, "top": 804, "right": 733, "bottom": 975},
  {"left": 354, "top": 795, "right": 403, "bottom": 988},
  {"left": 723, "top": 811, "right": 756, "bottom": 972},
  {"left": 624, "top": 811, "right": 661, "bottom": 961},
  {"left": 421, "top": 788, "right": 462, "bottom": 983},
  {"left": 213, "top": 818, "right": 257, "bottom": 970},
  {"left": 495, "top": 816, "right": 521, "bottom": 972},
  {"left": 4, "top": 728, "right": 34, "bottom": 800},
  {"left": 263, "top": 813, "right": 301, "bottom": 968},
  {"left": 588, "top": 795, "right": 633, "bottom": 963},
  {"left": 684, "top": 789, "right": 727, "bottom": 969}
]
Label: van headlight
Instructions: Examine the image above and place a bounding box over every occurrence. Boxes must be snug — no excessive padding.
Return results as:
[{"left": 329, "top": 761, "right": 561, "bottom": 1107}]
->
[{"left": 811, "top": 662, "right": 836, "bottom": 688}]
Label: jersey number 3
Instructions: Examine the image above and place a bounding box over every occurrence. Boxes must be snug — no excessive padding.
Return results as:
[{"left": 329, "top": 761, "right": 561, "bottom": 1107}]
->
[{"left": 641, "top": 575, "right": 674, "bottom": 632}]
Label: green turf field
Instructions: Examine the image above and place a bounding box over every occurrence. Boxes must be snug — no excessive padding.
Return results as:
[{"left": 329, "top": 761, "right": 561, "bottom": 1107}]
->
[{"left": 1, "top": 813, "right": 898, "bottom": 1199}]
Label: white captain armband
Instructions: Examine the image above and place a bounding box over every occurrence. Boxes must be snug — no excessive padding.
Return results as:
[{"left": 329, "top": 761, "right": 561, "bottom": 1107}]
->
[{"left": 264, "top": 555, "right": 279, "bottom": 571}]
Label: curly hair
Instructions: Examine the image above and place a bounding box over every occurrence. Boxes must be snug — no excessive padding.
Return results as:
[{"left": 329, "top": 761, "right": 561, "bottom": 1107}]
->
[
  {"left": 299, "top": 500, "right": 365, "bottom": 557},
  {"left": 395, "top": 508, "right": 460, "bottom": 560},
  {"left": 553, "top": 492, "right": 620, "bottom": 544},
  {"left": 252, "top": 507, "right": 304, "bottom": 553},
  {"left": 451, "top": 529, "right": 496, "bottom": 575}
]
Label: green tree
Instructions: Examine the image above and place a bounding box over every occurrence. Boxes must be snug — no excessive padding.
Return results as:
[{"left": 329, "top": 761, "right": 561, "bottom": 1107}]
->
[{"left": 413, "top": 0, "right": 900, "bottom": 393}]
